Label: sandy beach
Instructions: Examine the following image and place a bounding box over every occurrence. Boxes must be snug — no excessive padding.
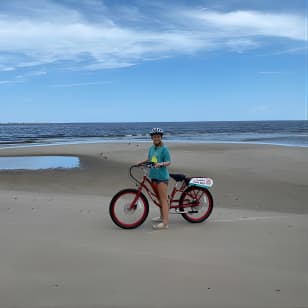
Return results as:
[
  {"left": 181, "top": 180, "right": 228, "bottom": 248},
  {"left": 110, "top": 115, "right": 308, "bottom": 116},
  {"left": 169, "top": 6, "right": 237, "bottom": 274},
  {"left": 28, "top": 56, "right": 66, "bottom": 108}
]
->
[{"left": 0, "top": 142, "right": 307, "bottom": 308}]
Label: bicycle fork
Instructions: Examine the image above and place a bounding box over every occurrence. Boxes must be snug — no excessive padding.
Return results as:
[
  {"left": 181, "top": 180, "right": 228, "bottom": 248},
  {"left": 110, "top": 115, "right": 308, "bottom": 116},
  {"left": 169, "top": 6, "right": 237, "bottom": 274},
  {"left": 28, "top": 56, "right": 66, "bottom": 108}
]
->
[{"left": 128, "top": 187, "right": 144, "bottom": 210}]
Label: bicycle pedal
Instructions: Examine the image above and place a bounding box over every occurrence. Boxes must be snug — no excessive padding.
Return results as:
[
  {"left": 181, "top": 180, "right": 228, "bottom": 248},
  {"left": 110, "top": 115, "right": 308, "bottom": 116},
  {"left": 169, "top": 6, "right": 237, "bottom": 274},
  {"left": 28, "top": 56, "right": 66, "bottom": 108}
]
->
[
  {"left": 175, "top": 209, "right": 187, "bottom": 213},
  {"left": 188, "top": 210, "right": 199, "bottom": 214}
]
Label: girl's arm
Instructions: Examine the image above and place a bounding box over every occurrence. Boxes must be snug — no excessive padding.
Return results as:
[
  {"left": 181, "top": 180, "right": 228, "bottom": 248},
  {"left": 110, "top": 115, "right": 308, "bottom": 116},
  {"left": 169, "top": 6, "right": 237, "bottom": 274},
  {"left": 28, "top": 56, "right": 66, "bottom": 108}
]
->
[
  {"left": 158, "top": 161, "right": 171, "bottom": 167},
  {"left": 136, "top": 159, "right": 149, "bottom": 166}
]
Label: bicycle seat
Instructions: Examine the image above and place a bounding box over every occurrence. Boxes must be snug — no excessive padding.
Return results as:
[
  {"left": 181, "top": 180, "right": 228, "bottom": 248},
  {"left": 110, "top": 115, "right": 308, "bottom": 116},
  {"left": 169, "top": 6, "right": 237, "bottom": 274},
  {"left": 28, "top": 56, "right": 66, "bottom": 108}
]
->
[{"left": 170, "top": 173, "right": 187, "bottom": 182}]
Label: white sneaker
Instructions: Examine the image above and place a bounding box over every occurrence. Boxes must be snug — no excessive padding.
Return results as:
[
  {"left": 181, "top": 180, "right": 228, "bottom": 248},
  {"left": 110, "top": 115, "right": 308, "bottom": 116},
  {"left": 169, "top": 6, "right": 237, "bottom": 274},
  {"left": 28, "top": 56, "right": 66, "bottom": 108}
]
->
[
  {"left": 151, "top": 216, "right": 162, "bottom": 222},
  {"left": 152, "top": 222, "right": 168, "bottom": 230}
]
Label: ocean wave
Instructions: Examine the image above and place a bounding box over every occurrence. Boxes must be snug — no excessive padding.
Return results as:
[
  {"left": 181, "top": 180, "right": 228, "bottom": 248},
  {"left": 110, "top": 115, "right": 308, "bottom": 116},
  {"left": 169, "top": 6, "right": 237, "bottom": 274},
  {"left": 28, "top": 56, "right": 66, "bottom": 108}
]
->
[
  {"left": 0, "top": 139, "right": 36, "bottom": 145},
  {"left": 0, "top": 121, "right": 307, "bottom": 147}
]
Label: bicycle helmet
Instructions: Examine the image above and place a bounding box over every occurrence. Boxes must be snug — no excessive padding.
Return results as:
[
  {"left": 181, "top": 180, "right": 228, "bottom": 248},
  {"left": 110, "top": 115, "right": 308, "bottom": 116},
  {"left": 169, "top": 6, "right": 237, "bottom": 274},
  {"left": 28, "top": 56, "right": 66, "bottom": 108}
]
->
[{"left": 150, "top": 127, "right": 164, "bottom": 136}]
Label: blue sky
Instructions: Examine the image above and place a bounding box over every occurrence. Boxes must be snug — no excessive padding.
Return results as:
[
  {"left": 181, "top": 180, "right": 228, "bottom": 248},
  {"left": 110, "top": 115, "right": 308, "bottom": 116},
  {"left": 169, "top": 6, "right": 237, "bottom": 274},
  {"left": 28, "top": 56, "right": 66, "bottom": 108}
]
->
[{"left": 0, "top": 0, "right": 307, "bottom": 122}]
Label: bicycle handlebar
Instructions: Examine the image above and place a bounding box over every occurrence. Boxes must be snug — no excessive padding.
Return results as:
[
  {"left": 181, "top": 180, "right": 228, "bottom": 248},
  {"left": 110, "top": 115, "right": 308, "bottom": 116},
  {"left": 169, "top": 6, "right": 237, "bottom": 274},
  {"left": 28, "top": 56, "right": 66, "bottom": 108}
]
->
[
  {"left": 129, "top": 162, "right": 154, "bottom": 184},
  {"left": 138, "top": 162, "right": 155, "bottom": 168}
]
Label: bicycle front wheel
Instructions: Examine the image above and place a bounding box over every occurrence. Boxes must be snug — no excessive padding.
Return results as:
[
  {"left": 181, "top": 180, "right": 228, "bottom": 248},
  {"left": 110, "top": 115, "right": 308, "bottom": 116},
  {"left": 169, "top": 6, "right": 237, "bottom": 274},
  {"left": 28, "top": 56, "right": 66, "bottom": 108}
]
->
[
  {"left": 179, "top": 186, "right": 213, "bottom": 223},
  {"left": 109, "top": 189, "right": 149, "bottom": 229}
]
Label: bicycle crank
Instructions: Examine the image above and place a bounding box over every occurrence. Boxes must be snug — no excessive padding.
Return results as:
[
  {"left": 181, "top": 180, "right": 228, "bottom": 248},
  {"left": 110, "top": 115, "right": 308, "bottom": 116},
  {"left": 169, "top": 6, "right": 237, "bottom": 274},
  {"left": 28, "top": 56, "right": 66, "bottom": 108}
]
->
[{"left": 172, "top": 208, "right": 199, "bottom": 214}]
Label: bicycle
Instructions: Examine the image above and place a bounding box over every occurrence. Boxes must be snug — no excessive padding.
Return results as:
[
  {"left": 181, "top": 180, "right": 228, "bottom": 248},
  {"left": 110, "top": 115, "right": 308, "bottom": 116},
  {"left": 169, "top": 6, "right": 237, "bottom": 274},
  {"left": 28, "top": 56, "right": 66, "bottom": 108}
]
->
[{"left": 109, "top": 162, "right": 214, "bottom": 229}]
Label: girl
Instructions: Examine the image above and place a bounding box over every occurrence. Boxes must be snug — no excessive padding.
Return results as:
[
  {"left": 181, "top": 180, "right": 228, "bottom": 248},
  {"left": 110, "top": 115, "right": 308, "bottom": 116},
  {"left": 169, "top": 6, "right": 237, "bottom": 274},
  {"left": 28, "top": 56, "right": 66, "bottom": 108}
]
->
[{"left": 138, "top": 128, "right": 171, "bottom": 230}]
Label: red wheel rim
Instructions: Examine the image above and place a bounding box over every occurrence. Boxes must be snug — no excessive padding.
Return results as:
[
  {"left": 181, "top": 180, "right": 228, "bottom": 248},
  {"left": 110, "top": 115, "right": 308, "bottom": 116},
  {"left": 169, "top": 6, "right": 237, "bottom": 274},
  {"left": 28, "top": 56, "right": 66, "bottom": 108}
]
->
[{"left": 111, "top": 192, "right": 148, "bottom": 228}]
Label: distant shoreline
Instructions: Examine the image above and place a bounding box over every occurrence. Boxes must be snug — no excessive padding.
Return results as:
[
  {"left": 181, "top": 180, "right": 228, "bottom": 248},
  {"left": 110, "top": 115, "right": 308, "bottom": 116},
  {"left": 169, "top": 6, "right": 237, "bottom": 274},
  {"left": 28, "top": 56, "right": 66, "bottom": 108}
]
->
[
  {"left": 1, "top": 119, "right": 306, "bottom": 124},
  {"left": 1, "top": 139, "right": 308, "bottom": 150}
]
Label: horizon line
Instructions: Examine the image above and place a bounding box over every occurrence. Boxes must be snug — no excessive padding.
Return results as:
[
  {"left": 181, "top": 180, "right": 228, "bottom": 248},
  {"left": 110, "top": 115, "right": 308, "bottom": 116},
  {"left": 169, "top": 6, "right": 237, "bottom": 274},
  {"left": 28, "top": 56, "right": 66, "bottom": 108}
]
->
[{"left": 0, "top": 119, "right": 307, "bottom": 125}]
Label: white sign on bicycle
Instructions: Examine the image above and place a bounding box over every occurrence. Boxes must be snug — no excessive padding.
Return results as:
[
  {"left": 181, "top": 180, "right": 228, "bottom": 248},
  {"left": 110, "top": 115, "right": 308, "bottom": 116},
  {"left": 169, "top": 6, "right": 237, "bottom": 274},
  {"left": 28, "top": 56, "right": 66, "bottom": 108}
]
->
[{"left": 189, "top": 177, "right": 214, "bottom": 188}]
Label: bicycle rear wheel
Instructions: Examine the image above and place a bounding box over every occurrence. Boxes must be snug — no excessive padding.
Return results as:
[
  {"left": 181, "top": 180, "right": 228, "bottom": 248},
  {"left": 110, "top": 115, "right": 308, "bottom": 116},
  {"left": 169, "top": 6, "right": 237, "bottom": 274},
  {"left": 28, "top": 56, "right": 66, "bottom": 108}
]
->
[
  {"left": 109, "top": 189, "right": 149, "bottom": 229},
  {"left": 179, "top": 186, "right": 213, "bottom": 223}
]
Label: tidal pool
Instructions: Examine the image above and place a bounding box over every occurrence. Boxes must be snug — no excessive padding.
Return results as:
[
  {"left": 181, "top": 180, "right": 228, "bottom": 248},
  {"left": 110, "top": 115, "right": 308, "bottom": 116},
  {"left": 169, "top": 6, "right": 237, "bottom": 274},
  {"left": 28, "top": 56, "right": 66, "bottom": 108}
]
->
[{"left": 0, "top": 156, "right": 80, "bottom": 170}]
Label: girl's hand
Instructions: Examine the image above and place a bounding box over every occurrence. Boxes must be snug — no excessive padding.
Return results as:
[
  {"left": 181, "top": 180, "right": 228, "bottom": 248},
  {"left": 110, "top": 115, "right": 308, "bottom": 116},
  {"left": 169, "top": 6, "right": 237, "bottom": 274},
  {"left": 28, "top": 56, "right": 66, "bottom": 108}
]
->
[{"left": 154, "top": 163, "right": 163, "bottom": 168}]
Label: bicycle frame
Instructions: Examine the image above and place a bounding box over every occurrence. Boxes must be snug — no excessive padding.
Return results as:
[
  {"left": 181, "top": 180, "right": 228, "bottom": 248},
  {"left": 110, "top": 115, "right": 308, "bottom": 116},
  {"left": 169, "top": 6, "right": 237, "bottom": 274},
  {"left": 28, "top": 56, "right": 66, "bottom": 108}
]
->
[{"left": 128, "top": 165, "right": 189, "bottom": 211}]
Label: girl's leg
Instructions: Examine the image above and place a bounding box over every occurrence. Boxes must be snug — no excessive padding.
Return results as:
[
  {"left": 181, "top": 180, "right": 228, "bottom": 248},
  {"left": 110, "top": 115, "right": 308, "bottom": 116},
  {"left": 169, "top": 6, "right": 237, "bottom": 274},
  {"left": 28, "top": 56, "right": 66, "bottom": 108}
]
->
[
  {"left": 152, "top": 182, "right": 163, "bottom": 218},
  {"left": 157, "top": 182, "right": 169, "bottom": 225}
]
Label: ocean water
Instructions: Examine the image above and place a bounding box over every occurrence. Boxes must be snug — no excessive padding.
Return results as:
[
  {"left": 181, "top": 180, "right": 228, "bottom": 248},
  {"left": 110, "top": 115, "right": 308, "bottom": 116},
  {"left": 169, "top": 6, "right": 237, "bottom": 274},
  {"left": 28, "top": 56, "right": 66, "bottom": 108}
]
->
[{"left": 0, "top": 121, "right": 307, "bottom": 148}]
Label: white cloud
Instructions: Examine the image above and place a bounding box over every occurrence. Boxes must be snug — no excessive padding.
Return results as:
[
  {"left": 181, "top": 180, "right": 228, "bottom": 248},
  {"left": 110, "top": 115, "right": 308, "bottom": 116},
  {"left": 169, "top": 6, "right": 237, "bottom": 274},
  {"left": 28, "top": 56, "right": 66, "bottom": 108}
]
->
[
  {"left": 49, "top": 81, "right": 111, "bottom": 87},
  {"left": 0, "top": 1, "right": 306, "bottom": 71},
  {"left": 0, "top": 80, "right": 10, "bottom": 84},
  {"left": 265, "top": 46, "right": 308, "bottom": 56},
  {"left": 16, "top": 70, "right": 47, "bottom": 79},
  {"left": 0, "top": 69, "right": 46, "bottom": 85},
  {"left": 259, "top": 71, "right": 282, "bottom": 74},
  {"left": 0, "top": 79, "right": 24, "bottom": 85},
  {"left": 184, "top": 10, "right": 306, "bottom": 41},
  {"left": 224, "top": 38, "right": 260, "bottom": 53},
  {"left": 249, "top": 105, "right": 272, "bottom": 114},
  {"left": 1, "top": 66, "right": 15, "bottom": 71}
]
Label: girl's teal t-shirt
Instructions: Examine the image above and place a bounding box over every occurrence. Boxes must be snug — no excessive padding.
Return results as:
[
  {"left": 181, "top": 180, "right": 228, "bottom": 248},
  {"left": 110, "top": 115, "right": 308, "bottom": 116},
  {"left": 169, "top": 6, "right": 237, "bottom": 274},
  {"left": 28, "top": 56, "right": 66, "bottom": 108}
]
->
[{"left": 148, "top": 145, "right": 171, "bottom": 181}]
